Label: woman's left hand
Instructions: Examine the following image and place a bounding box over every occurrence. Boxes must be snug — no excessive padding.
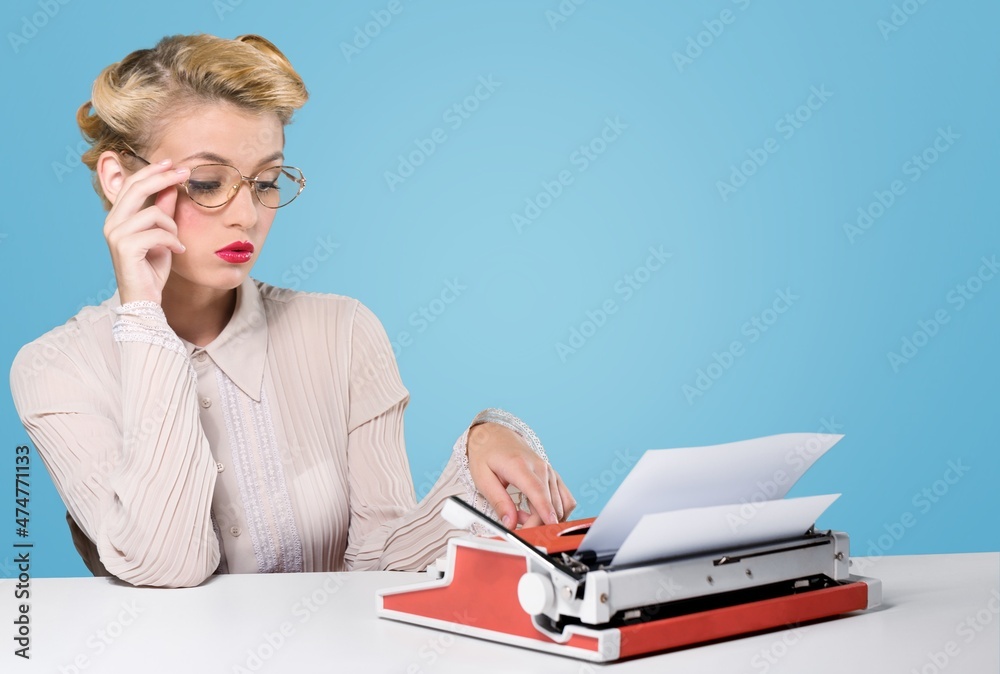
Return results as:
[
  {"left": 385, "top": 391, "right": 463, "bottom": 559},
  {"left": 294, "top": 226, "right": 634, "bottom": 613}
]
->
[{"left": 466, "top": 422, "right": 576, "bottom": 529}]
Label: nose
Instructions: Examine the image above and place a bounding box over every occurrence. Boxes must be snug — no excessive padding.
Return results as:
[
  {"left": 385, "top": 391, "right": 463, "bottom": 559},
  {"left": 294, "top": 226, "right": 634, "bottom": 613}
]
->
[{"left": 225, "top": 178, "right": 260, "bottom": 229}]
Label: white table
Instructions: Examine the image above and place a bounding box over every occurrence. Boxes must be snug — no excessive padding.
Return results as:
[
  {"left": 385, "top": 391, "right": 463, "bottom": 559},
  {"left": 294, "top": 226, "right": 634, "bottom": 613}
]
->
[{"left": 4, "top": 553, "right": 997, "bottom": 673}]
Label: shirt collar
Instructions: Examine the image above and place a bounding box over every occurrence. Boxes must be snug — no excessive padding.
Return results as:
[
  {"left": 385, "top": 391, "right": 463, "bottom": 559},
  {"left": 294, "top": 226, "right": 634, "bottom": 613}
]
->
[
  {"left": 106, "top": 277, "right": 268, "bottom": 402},
  {"left": 196, "top": 277, "right": 267, "bottom": 401}
]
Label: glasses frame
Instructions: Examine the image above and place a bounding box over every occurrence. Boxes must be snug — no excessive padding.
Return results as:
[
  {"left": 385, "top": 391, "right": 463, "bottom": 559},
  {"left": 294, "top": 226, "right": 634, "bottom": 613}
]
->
[{"left": 120, "top": 148, "right": 307, "bottom": 209}]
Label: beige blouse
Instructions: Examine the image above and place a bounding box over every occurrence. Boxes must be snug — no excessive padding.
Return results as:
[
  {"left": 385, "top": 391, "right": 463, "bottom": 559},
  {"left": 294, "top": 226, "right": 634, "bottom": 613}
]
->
[{"left": 10, "top": 277, "right": 520, "bottom": 587}]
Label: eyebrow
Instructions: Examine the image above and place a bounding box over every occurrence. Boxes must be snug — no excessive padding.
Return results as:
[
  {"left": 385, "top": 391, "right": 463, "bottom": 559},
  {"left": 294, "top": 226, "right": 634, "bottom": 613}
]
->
[{"left": 179, "top": 150, "right": 285, "bottom": 166}]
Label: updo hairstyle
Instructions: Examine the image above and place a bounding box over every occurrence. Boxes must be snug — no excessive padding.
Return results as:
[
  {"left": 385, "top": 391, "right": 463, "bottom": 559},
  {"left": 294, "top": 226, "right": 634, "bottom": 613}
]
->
[{"left": 76, "top": 34, "right": 309, "bottom": 209}]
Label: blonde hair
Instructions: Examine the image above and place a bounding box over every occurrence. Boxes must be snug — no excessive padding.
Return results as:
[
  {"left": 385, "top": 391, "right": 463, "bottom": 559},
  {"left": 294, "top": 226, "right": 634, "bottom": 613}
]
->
[{"left": 77, "top": 34, "right": 309, "bottom": 208}]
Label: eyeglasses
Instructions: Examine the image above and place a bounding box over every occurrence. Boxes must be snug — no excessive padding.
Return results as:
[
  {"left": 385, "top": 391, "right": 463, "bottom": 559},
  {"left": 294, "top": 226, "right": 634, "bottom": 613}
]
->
[{"left": 121, "top": 149, "right": 306, "bottom": 209}]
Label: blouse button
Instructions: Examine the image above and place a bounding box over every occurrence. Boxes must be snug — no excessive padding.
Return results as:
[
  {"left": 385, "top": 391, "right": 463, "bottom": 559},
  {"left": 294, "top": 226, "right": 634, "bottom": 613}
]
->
[
  {"left": 230, "top": 526, "right": 241, "bottom": 537},
  {"left": 195, "top": 352, "right": 207, "bottom": 363},
  {"left": 200, "top": 397, "right": 212, "bottom": 409},
  {"left": 216, "top": 462, "right": 225, "bottom": 473}
]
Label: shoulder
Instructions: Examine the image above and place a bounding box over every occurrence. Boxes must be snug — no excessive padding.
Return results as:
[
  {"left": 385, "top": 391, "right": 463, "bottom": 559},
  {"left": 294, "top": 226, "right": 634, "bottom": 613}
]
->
[
  {"left": 253, "top": 279, "right": 388, "bottom": 332},
  {"left": 10, "top": 301, "right": 117, "bottom": 405},
  {"left": 11, "top": 302, "right": 115, "bottom": 376},
  {"left": 255, "top": 279, "right": 359, "bottom": 316}
]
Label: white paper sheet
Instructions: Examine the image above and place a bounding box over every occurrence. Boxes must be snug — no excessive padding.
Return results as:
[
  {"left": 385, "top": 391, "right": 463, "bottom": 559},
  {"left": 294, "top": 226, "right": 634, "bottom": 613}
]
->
[
  {"left": 576, "top": 433, "right": 843, "bottom": 558},
  {"left": 610, "top": 493, "right": 841, "bottom": 566}
]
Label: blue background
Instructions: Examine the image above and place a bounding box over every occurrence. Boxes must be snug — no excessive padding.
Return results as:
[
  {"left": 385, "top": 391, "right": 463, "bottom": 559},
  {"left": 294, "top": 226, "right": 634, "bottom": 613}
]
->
[{"left": 1, "top": 0, "right": 996, "bottom": 578}]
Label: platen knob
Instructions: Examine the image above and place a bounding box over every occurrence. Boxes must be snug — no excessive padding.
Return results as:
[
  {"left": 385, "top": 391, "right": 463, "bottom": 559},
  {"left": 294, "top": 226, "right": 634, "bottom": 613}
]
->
[{"left": 518, "top": 572, "right": 555, "bottom": 616}]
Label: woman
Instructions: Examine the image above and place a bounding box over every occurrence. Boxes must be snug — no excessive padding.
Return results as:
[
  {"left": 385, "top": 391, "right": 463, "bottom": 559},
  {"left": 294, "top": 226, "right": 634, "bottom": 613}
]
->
[{"left": 10, "top": 33, "right": 574, "bottom": 588}]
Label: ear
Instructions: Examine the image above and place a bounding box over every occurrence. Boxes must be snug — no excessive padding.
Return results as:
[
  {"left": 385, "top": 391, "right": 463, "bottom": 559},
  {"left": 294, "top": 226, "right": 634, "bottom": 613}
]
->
[{"left": 96, "top": 150, "right": 130, "bottom": 206}]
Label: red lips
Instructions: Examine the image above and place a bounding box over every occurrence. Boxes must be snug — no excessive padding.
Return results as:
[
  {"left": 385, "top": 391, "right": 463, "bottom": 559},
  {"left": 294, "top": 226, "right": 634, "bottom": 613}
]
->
[{"left": 215, "top": 241, "right": 254, "bottom": 264}]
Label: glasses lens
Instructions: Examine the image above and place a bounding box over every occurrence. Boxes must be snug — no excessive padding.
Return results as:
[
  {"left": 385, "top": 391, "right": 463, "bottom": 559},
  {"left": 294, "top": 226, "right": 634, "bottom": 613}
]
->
[
  {"left": 254, "top": 166, "right": 305, "bottom": 208},
  {"left": 187, "top": 165, "right": 241, "bottom": 207},
  {"left": 250, "top": 166, "right": 302, "bottom": 208}
]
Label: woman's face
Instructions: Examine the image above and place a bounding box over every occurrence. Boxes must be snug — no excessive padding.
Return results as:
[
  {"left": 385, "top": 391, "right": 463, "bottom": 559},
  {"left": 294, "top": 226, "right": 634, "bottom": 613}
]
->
[{"left": 144, "top": 103, "right": 285, "bottom": 295}]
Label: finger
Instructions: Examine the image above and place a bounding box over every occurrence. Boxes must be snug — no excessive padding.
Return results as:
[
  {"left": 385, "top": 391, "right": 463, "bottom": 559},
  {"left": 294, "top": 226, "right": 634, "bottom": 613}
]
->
[
  {"left": 118, "top": 228, "right": 186, "bottom": 258},
  {"left": 108, "top": 166, "right": 189, "bottom": 230},
  {"left": 105, "top": 210, "right": 184, "bottom": 258},
  {"left": 516, "top": 508, "right": 534, "bottom": 527},
  {"left": 521, "top": 509, "right": 544, "bottom": 528},
  {"left": 105, "top": 204, "right": 180, "bottom": 245},
  {"left": 548, "top": 470, "right": 564, "bottom": 521},
  {"left": 468, "top": 465, "right": 519, "bottom": 530},
  {"left": 555, "top": 473, "right": 577, "bottom": 520},
  {"left": 116, "top": 166, "right": 187, "bottom": 217},
  {"left": 107, "top": 159, "right": 177, "bottom": 212},
  {"left": 507, "top": 461, "right": 557, "bottom": 526},
  {"left": 154, "top": 176, "right": 179, "bottom": 221}
]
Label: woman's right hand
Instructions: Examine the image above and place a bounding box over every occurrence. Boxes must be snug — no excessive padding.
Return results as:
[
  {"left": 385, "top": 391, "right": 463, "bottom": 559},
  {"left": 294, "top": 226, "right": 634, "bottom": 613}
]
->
[{"left": 103, "top": 159, "right": 190, "bottom": 305}]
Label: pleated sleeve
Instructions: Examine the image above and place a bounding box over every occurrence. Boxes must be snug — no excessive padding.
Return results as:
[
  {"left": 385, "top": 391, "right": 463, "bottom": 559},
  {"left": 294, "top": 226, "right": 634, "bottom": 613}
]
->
[
  {"left": 9, "top": 303, "right": 220, "bottom": 587},
  {"left": 342, "top": 302, "right": 469, "bottom": 571}
]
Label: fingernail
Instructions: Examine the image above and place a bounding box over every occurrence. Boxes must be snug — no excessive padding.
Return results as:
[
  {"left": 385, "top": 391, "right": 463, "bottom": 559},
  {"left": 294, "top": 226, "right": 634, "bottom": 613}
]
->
[
  {"left": 175, "top": 167, "right": 189, "bottom": 174},
  {"left": 501, "top": 515, "right": 512, "bottom": 529},
  {"left": 158, "top": 159, "right": 171, "bottom": 166},
  {"left": 178, "top": 244, "right": 186, "bottom": 252},
  {"left": 549, "top": 510, "right": 558, "bottom": 524}
]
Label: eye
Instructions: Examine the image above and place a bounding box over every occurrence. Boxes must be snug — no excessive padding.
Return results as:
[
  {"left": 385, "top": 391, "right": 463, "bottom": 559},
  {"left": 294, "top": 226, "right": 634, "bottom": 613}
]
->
[
  {"left": 255, "top": 179, "right": 280, "bottom": 193},
  {"left": 187, "top": 180, "right": 225, "bottom": 195}
]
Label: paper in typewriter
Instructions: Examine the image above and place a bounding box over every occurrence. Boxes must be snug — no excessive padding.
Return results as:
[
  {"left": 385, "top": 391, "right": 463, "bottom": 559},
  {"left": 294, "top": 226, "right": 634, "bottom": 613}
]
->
[
  {"left": 611, "top": 493, "right": 840, "bottom": 566},
  {"left": 576, "top": 433, "right": 843, "bottom": 563}
]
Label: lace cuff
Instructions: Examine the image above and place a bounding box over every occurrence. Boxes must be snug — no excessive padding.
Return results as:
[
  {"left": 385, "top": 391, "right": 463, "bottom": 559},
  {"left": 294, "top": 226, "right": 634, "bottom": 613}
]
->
[
  {"left": 452, "top": 408, "right": 548, "bottom": 535},
  {"left": 114, "top": 300, "right": 166, "bottom": 319},
  {"left": 471, "top": 408, "right": 548, "bottom": 462},
  {"left": 113, "top": 301, "right": 192, "bottom": 372}
]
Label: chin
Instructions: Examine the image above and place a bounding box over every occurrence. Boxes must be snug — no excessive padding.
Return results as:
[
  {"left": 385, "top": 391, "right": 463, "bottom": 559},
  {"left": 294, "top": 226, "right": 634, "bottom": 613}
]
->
[
  {"left": 172, "top": 265, "right": 252, "bottom": 294},
  {"left": 213, "top": 270, "right": 252, "bottom": 290}
]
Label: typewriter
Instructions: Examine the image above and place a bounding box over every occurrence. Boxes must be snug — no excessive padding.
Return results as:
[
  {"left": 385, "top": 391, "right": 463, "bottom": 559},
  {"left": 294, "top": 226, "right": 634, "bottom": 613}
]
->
[{"left": 378, "top": 434, "right": 881, "bottom": 662}]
